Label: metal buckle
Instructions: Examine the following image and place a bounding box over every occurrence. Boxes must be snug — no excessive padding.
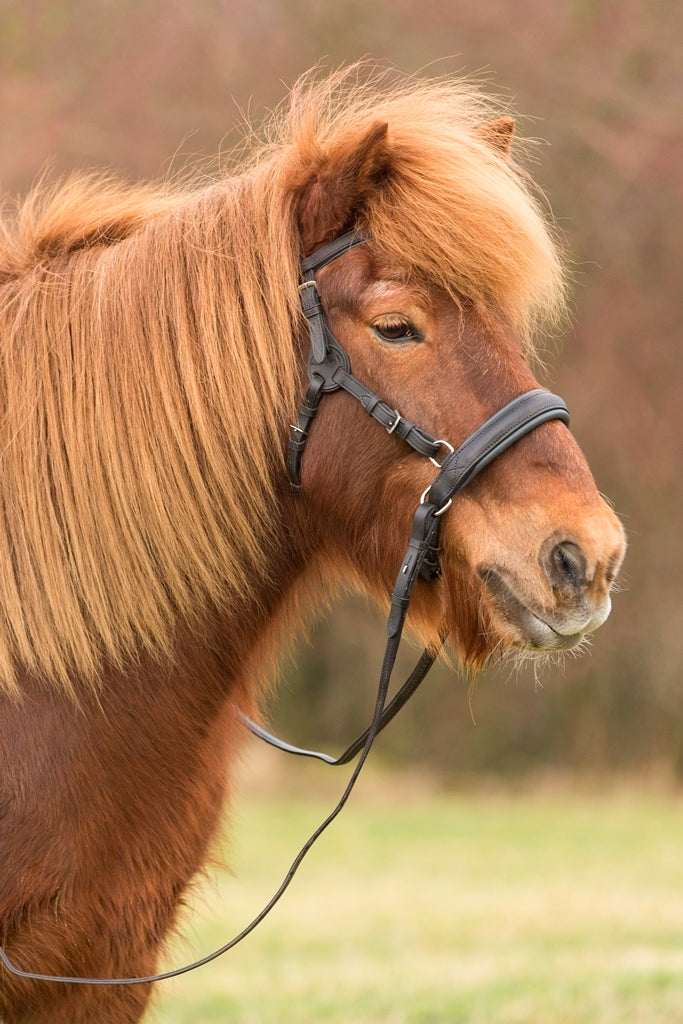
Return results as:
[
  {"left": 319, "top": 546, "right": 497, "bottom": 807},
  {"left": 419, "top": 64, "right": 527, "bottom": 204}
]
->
[
  {"left": 429, "top": 439, "right": 455, "bottom": 468},
  {"left": 386, "top": 409, "right": 402, "bottom": 435}
]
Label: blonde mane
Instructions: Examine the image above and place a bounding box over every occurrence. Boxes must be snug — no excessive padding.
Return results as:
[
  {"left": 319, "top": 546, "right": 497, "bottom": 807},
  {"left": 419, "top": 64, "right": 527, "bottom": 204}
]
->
[{"left": 0, "top": 65, "right": 565, "bottom": 694}]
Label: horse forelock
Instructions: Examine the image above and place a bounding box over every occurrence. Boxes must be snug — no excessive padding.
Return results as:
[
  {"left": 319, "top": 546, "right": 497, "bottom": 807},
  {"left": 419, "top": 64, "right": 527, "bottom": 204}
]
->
[
  {"left": 0, "top": 63, "right": 566, "bottom": 695},
  {"left": 276, "top": 65, "right": 567, "bottom": 345}
]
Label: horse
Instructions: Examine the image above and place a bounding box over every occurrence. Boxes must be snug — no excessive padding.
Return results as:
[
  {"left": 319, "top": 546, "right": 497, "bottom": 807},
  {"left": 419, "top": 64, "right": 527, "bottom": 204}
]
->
[{"left": 0, "top": 66, "right": 625, "bottom": 1023}]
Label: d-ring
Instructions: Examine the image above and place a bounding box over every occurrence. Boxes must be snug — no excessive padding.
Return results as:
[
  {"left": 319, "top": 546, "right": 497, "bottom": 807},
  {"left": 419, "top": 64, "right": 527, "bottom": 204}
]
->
[
  {"left": 420, "top": 485, "right": 453, "bottom": 517},
  {"left": 429, "top": 439, "right": 455, "bottom": 468}
]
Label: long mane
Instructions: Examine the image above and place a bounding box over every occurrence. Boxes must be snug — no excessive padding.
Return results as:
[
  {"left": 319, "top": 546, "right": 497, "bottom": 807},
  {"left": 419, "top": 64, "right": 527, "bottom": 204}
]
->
[{"left": 0, "top": 65, "right": 565, "bottom": 694}]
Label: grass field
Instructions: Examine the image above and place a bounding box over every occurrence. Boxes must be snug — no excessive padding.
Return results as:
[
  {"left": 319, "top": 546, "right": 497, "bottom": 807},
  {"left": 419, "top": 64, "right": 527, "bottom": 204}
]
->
[{"left": 153, "top": 758, "right": 683, "bottom": 1024}]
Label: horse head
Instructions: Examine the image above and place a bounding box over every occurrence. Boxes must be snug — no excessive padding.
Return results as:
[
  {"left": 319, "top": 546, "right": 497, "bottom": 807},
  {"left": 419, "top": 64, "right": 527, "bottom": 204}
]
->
[{"left": 289, "top": 117, "right": 625, "bottom": 667}]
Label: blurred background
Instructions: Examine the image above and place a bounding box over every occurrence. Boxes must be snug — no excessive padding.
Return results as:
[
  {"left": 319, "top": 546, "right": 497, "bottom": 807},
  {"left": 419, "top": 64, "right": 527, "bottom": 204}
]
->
[{"left": 2, "top": 0, "right": 681, "bottom": 786}]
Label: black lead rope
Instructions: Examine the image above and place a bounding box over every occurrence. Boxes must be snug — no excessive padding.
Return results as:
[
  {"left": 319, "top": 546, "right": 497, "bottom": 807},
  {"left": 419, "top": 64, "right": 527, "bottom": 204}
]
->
[{"left": 0, "top": 231, "right": 569, "bottom": 987}]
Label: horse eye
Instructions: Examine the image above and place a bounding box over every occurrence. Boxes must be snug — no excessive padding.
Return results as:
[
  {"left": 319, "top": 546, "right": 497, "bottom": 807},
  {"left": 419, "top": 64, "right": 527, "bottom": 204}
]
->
[{"left": 372, "top": 317, "right": 423, "bottom": 344}]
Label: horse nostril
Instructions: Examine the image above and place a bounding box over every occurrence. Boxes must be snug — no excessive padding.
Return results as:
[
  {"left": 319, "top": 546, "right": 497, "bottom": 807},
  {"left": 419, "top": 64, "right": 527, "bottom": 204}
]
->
[{"left": 546, "top": 541, "right": 587, "bottom": 592}]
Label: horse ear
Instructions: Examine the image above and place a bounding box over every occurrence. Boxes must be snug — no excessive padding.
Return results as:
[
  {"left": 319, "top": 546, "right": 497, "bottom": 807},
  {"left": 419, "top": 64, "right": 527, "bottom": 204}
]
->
[
  {"left": 298, "top": 121, "right": 391, "bottom": 252},
  {"left": 476, "top": 116, "right": 515, "bottom": 158}
]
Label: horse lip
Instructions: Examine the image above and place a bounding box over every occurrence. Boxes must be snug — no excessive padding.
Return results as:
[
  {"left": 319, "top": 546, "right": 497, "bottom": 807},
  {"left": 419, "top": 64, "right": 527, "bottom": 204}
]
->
[{"left": 478, "top": 567, "right": 586, "bottom": 651}]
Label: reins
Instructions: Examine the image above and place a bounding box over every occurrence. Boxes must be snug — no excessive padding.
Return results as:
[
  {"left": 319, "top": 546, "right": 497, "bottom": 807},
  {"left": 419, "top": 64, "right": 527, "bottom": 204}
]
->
[{"left": 0, "top": 231, "right": 569, "bottom": 988}]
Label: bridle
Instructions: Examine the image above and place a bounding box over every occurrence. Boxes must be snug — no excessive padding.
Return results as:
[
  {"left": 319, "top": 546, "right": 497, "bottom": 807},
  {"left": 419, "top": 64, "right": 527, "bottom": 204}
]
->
[
  {"left": 0, "top": 231, "right": 569, "bottom": 988},
  {"left": 243, "top": 230, "right": 569, "bottom": 762}
]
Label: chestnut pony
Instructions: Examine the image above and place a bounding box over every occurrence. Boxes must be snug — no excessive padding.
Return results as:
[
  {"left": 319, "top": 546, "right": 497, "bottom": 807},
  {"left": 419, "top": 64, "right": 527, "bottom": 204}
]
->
[{"left": 0, "top": 68, "right": 624, "bottom": 1022}]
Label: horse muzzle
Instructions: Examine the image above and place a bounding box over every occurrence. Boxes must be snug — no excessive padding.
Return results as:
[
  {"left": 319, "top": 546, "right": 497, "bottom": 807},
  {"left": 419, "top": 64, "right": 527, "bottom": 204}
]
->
[
  {"left": 478, "top": 564, "right": 613, "bottom": 651},
  {"left": 478, "top": 521, "right": 625, "bottom": 653}
]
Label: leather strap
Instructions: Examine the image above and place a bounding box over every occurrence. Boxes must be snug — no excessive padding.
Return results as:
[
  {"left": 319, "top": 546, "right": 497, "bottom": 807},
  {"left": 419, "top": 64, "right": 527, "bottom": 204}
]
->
[
  {"left": 298, "top": 231, "right": 365, "bottom": 363},
  {"left": 277, "top": 388, "right": 570, "bottom": 767},
  {"left": 300, "top": 231, "right": 366, "bottom": 275},
  {"left": 428, "top": 389, "right": 570, "bottom": 509},
  {"left": 239, "top": 642, "right": 441, "bottom": 766},
  {"left": 286, "top": 376, "right": 326, "bottom": 491},
  {"left": 330, "top": 366, "right": 443, "bottom": 457}
]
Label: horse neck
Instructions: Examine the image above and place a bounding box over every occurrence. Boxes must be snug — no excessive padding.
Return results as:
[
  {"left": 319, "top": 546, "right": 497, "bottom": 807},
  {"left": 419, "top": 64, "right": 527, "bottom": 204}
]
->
[{"left": 2, "top": 497, "right": 313, "bottom": 850}]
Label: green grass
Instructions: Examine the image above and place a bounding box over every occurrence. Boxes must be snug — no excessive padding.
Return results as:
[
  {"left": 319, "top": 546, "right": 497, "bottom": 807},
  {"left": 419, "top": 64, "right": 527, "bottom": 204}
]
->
[{"left": 152, "top": 766, "right": 683, "bottom": 1024}]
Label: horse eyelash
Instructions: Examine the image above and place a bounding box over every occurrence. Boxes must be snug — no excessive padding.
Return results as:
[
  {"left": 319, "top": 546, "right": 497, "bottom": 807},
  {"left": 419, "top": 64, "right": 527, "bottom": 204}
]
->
[{"left": 371, "top": 316, "right": 424, "bottom": 344}]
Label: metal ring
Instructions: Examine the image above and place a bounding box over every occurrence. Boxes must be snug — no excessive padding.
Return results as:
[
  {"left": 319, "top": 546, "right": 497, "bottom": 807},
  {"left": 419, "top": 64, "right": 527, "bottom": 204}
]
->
[
  {"left": 429, "top": 439, "right": 455, "bottom": 468},
  {"left": 420, "top": 485, "right": 453, "bottom": 517}
]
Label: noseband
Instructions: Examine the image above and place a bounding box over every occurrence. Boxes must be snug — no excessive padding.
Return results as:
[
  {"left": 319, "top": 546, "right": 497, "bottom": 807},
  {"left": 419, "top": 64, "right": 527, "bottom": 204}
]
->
[{"left": 0, "top": 231, "right": 569, "bottom": 987}]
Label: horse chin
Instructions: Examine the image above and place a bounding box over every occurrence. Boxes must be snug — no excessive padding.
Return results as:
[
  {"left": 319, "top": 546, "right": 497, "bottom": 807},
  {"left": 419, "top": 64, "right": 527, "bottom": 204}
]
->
[{"left": 477, "top": 567, "right": 605, "bottom": 655}]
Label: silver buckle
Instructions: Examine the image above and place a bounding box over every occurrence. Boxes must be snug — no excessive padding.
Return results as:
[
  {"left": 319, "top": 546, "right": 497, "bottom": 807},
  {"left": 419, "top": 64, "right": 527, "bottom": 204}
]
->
[
  {"left": 298, "top": 280, "right": 318, "bottom": 294},
  {"left": 386, "top": 409, "right": 402, "bottom": 435}
]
